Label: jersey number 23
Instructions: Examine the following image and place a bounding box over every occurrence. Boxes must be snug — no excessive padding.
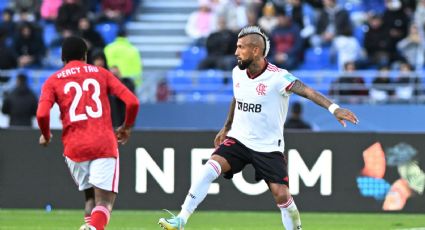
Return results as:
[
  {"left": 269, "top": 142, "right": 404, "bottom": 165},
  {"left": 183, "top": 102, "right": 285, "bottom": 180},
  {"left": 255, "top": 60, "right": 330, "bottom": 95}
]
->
[{"left": 64, "top": 78, "right": 103, "bottom": 122}]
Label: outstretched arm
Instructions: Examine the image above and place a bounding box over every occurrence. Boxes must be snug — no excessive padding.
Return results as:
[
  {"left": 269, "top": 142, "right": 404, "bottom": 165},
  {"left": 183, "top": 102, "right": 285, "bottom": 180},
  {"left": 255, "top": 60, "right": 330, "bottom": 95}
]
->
[
  {"left": 214, "top": 97, "right": 236, "bottom": 147},
  {"left": 289, "top": 80, "right": 359, "bottom": 127}
]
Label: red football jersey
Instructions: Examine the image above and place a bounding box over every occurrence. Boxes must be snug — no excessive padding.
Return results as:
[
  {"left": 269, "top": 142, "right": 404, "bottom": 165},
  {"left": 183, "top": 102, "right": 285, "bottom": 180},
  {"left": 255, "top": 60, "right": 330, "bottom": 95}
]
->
[{"left": 37, "top": 61, "right": 139, "bottom": 162}]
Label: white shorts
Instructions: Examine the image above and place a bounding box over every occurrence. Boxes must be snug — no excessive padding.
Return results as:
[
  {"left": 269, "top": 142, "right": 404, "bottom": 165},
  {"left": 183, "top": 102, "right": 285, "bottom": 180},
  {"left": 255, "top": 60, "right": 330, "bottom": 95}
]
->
[{"left": 65, "top": 157, "right": 120, "bottom": 193}]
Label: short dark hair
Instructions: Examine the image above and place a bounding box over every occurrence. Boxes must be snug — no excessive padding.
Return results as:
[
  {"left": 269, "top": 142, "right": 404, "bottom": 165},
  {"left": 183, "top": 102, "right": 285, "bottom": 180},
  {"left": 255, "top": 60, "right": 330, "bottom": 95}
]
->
[
  {"left": 117, "top": 28, "right": 127, "bottom": 37},
  {"left": 292, "top": 102, "right": 302, "bottom": 114},
  {"left": 61, "top": 36, "right": 88, "bottom": 62},
  {"left": 17, "top": 73, "right": 28, "bottom": 84}
]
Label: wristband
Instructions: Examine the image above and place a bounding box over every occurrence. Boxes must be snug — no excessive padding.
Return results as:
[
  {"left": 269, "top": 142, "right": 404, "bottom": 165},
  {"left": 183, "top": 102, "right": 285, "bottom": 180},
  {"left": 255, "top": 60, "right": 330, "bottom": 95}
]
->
[{"left": 328, "top": 103, "right": 340, "bottom": 114}]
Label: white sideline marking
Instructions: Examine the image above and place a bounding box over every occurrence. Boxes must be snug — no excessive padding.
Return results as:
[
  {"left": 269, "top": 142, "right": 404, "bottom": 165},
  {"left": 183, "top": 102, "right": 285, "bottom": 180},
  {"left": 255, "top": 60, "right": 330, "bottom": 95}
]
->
[{"left": 394, "top": 228, "right": 425, "bottom": 230}]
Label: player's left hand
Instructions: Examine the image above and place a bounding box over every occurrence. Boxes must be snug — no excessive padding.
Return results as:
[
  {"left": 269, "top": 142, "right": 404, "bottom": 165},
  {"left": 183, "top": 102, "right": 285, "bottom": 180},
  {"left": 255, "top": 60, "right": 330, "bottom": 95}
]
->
[
  {"left": 334, "top": 108, "right": 359, "bottom": 127},
  {"left": 39, "top": 134, "right": 52, "bottom": 147},
  {"left": 116, "top": 125, "right": 131, "bottom": 145}
]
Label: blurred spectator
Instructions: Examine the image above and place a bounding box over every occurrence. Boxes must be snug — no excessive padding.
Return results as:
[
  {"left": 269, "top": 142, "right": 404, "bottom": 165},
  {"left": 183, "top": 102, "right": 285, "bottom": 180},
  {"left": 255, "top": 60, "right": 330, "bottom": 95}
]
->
[
  {"left": 310, "top": 0, "right": 352, "bottom": 48},
  {"left": 98, "top": 0, "right": 133, "bottom": 24},
  {"left": 13, "top": 22, "right": 46, "bottom": 67},
  {"left": 246, "top": 8, "right": 259, "bottom": 27},
  {"left": 109, "top": 66, "right": 135, "bottom": 127},
  {"left": 284, "top": 101, "right": 312, "bottom": 130},
  {"left": 364, "top": 14, "right": 392, "bottom": 67},
  {"left": 90, "top": 49, "right": 109, "bottom": 69},
  {"left": 370, "top": 65, "right": 393, "bottom": 103},
  {"left": 414, "top": 0, "right": 425, "bottom": 28},
  {"left": 0, "top": 27, "right": 17, "bottom": 69},
  {"left": 201, "top": 0, "right": 224, "bottom": 12},
  {"left": 50, "top": 28, "right": 74, "bottom": 47},
  {"left": 382, "top": 0, "right": 409, "bottom": 63},
  {"left": 91, "top": 53, "right": 136, "bottom": 127},
  {"left": 198, "top": 16, "right": 237, "bottom": 71},
  {"left": 185, "top": 2, "right": 217, "bottom": 45},
  {"left": 217, "top": 0, "right": 248, "bottom": 32},
  {"left": 104, "top": 29, "right": 143, "bottom": 88},
  {"left": 401, "top": 0, "right": 417, "bottom": 17},
  {"left": 14, "top": 8, "right": 36, "bottom": 23},
  {"left": 1, "top": 73, "right": 37, "bottom": 127},
  {"left": 11, "top": 0, "right": 41, "bottom": 20},
  {"left": 78, "top": 17, "right": 105, "bottom": 50},
  {"left": 258, "top": 2, "right": 278, "bottom": 34},
  {"left": 56, "top": 0, "right": 87, "bottom": 32},
  {"left": 331, "top": 26, "right": 364, "bottom": 70},
  {"left": 156, "top": 80, "right": 170, "bottom": 102},
  {"left": 393, "top": 62, "right": 421, "bottom": 102},
  {"left": 397, "top": 23, "right": 425, "bottom": 70},
  {"left": 304, "top": 0, "right": 323, "bottom": 9},
  {"left": 329, "top": 61, "right": 369, "bottom": 103},
  {"left": 284, "top": 0, "right": 316, "bottom": 44},
  {"left": 270, "top": 12, "right": 302, "bottom": 70},
  {"left": 0, "top": 9, "right": 16, "bottom": 45},
  {"left": 40, "top": 0, "right": 62, "bottom": 22}
]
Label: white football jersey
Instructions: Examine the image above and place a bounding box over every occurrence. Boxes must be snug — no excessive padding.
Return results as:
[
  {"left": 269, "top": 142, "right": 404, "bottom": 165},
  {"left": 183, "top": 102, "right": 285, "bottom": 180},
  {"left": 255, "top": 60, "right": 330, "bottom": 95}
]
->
[{"left": 227, "top": 62, "right": 297, "bottom": 153}]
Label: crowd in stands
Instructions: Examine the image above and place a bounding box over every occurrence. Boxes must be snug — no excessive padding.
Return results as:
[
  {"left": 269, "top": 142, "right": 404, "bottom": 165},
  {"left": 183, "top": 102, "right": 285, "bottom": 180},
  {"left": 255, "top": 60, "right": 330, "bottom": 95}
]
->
[
  {"left": 0, "top": 0, "right": 141, "bottom": 127},
  {"left": 188, "top": 0, "right": 425, "bottom": 70},
  {"left": 181, "top": 0, "right": 425, "bottom": 103},
  {"left": 0, "top": 0, "right": 140, "bottom": 69},
  {"left": 1, "top": 0, "right": 425, "bottom": 108}
]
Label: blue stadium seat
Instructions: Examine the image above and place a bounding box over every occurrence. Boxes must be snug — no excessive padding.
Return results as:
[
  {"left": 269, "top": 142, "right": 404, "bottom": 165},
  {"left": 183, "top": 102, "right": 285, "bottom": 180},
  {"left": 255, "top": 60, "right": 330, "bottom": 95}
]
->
[
  {"left": 0, "top": 1, "right": 9, "bottom": 12},
  {"left": 43, "top": 23, "right": 58, "bottom": 47},
  {"left": 95, "top": 22, "right": 119, "bottom": 44},
  {"left": 354, "top": 25, "right": 366, "bottom": 44},
  {"left": 198, "top": 70, "right": 224, "bottom": 84},
  {"left": 179, "top": 46, "right": 207, "bottom": 70},
  {"left": 43, "top": 46, "right": 63, "bottom": 69},
  {"left": 299, "top": 47, "right": 335, "bottom": 70},
  {"left": 166, "top": 70, "right": 192, "bottom": 85}
]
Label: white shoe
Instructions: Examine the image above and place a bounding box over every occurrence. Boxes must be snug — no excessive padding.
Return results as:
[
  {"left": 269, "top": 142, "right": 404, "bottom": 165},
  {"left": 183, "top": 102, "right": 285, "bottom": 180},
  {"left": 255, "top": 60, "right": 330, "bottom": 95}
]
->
[{"left": 78, "top": 224, "right": 96, "bottom": 230}]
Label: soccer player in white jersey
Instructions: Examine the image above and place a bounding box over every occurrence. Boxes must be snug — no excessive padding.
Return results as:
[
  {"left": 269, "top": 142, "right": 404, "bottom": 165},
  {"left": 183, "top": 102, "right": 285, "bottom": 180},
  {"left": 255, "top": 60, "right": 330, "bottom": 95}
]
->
[{"left": 158, "top": 26, "right": 359, "bottom": 230}]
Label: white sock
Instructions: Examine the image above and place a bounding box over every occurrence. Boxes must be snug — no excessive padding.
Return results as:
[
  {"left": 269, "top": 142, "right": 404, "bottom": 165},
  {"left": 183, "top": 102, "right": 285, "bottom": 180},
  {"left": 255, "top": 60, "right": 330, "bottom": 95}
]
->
[
  {"left": 278, "top": 197, "right": 302, "bottom": 230},
  {"left": 178, "top": 160, "right": 221, "bottom": 224}
]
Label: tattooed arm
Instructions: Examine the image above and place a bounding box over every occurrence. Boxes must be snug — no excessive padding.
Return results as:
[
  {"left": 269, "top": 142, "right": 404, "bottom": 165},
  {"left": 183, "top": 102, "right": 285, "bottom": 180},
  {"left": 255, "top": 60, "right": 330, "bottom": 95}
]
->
[
  {"left": 214, "top": 97, "right": 236, "bottom": 147},
  {"left": 289, "top": 80, "right": 359, "bottom": 127}
]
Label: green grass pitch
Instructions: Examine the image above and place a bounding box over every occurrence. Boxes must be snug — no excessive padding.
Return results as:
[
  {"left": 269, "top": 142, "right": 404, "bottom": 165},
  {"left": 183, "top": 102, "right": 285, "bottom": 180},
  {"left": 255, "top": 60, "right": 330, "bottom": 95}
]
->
[{"left": 1, "top": 209, "right": 424, "bottom": 230}]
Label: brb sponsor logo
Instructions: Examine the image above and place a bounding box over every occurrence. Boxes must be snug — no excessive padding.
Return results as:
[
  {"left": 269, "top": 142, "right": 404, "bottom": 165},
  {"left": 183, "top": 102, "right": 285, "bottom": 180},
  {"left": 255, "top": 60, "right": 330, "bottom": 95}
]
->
[
  {"left": 135, "top": 148, "right": 332, "bottom": 196},
  {"left": 237, "top": 101, "right": 262, "bottom": 113}
]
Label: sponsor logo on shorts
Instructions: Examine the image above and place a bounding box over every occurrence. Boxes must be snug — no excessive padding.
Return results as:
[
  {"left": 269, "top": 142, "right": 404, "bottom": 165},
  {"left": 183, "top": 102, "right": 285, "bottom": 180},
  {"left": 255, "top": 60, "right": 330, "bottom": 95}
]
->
[{"left": 223, "top": 139, "right": 236, "bottom": 146}]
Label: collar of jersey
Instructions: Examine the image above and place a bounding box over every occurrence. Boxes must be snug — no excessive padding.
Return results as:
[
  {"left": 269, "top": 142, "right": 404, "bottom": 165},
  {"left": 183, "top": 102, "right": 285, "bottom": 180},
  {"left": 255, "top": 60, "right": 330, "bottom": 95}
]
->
[{"left": 246, "top": 59, "right": 268, "bottom": 80}]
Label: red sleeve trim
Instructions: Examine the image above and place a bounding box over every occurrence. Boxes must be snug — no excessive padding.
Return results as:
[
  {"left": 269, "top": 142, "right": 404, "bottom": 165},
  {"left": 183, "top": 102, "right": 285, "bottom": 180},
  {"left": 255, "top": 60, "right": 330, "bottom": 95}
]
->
[{"left": 285, "top": 80, "right": 296, "bottom": 92}]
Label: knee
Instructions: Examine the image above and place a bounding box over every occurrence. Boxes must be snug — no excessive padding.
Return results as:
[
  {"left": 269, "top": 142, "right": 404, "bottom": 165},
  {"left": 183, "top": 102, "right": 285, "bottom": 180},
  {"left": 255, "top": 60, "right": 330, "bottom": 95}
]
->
[{"left": 272, "top": 187, "right": 291, "bottom": 205}]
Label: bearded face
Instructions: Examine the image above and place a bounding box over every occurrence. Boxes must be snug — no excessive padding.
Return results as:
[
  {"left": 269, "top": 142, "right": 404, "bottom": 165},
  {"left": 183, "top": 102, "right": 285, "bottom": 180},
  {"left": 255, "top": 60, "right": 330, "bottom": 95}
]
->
[{"left": 237, "top": 57, "right": 253, "bottom": 70}]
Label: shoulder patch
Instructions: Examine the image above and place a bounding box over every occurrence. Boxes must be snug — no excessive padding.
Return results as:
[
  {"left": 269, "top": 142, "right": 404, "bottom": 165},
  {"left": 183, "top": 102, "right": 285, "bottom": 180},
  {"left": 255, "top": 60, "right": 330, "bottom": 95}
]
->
[{"left": 283, "top": 73, "right": 297, "bottom": 82}]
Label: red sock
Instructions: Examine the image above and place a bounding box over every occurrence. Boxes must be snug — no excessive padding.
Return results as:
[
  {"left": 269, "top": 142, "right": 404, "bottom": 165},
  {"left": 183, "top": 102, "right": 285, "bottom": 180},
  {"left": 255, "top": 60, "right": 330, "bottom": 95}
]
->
[
  {"left": 89, "top": 206, "right": 110, "bottom": 230},
  {"left": 84, "top": 214, "right": 91, "bottom": 224}
]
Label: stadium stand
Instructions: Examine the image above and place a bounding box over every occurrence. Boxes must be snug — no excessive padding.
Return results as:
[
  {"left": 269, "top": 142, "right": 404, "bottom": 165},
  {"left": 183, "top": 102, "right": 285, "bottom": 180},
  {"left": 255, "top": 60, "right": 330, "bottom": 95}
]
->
[{"left": 1, "top": 0, "right": 425, "bottom": 131}]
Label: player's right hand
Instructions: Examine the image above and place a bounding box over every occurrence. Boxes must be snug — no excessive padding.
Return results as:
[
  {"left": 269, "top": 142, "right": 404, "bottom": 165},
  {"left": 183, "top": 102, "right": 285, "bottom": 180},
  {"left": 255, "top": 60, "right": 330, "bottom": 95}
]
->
[
  {"left": 116, "top": 125, "right": 131, "bottom": 145},
  {"left": 39, "top": 134, "right": 52, "bottom": 147},
  {"left": 214, "top": 128, "right": 229, "bottom": 148}
]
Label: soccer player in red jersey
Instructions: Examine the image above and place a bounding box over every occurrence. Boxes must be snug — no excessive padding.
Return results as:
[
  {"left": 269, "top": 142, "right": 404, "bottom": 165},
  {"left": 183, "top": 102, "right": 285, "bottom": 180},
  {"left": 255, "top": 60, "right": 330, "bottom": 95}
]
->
[{"left": 36, "top": 36, "right": 139, "bottom": 230}]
